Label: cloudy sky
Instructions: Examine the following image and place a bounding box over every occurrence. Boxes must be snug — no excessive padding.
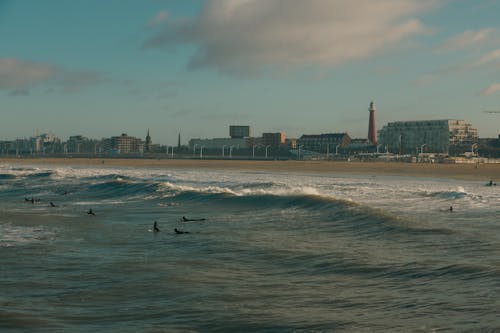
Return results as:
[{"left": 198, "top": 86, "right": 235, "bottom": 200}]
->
[{"left": 1, "top": 0, "right": 500, "bottom": 144}]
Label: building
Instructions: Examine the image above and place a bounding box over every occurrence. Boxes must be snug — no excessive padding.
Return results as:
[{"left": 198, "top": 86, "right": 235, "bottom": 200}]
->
[
  {"left": 67, "top": 135, "right": 101, "bottom": 154},
  {"left": 145, "top": 129, "right": 152, "bottom": 152},
  {"left": 298, "top": 133, "right": 351, "bottom": 153},
  {"left": 229, "top": 125, "right": 251, "bottom": 139},
  {"left": 368, "top": 101, "right": 377, "bottom": 144},
  {"left": 188, "top": 137, "right": 248, "bottom": 150},
  {"left": 35, "top": 133, "right": 61, "bottom": 153},
  {"left": 378, "top": 119, "right": 478, "bottom": 154},
  {"left": 103, "top": 133, "right": 143, "bottom": 154},
  {"left": 262, "top": 132, "right": 286, "bottom": 147}
]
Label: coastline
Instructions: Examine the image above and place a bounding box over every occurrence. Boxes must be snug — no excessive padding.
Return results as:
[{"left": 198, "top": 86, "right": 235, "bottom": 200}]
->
[{"left": 1, "top": 157, "right": 498, "bottom": 182}]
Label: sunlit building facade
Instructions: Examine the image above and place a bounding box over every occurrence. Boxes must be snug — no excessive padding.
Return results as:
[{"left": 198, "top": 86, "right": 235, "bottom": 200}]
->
[{"left": 378, "top": 119, "right": 478, "bottom": 154}]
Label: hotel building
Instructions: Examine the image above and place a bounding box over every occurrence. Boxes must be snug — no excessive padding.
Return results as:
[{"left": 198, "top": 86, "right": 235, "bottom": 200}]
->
[{"left": 378, "top": 119, "right": 478, "bottom": 154}]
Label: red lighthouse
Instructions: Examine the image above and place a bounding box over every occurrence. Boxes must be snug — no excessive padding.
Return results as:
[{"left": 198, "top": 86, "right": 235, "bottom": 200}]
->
[{"left": 368, "top": 101, "right": 377, "bottom": 145}]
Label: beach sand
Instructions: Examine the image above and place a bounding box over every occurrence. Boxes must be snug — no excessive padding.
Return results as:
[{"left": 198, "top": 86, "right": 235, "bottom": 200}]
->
[{"left": 1, "top": 157, "right": 498, "bottom": 182}]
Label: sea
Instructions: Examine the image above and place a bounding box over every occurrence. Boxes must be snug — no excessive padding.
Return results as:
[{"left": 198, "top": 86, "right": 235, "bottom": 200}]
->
[{"left": 1, "top": 162, "right": 499, "bottom": 332}]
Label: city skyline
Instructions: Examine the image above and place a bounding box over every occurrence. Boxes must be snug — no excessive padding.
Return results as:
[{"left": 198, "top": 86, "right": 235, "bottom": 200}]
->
[{"left": 1, "top": 0, "right": 500, "bottom": 145}]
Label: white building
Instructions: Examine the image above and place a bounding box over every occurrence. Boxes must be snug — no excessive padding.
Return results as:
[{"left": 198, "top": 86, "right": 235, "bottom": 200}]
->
[
  {"left": 378, "top": 119, "right": 478, "bottom": 154},
  {"left": 189, "top": 138, "right": 247, "bottom": 149}
]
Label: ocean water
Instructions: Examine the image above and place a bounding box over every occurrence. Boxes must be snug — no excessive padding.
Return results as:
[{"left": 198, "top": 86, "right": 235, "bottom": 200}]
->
[{"left": 1, "top": 163, "right": 499, "bottom": 332}]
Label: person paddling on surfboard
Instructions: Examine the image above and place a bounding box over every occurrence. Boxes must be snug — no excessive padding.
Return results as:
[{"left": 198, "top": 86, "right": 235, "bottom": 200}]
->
[
  {"left": 175, "top": 228, "right": 189, "bottom": 234},
  {"left": 87, "top": 208, "right": 95, "bottom": 216}
]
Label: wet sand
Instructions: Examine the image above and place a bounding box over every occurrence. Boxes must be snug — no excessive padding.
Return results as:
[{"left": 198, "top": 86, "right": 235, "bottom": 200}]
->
[{"left": 1, "top": 157, "right": 498, "bottom": 182}]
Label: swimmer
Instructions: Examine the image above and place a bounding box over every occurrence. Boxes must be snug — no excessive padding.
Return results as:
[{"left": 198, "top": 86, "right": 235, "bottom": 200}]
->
[
  {"left": 87, "top": 208, "right": 95, "bottom": 216},
  {"left": 174, "top": 228, "right": 189, "bottom": 234},
  {"left": 153, "top": 221, "right": 160, "bottom": 232}
]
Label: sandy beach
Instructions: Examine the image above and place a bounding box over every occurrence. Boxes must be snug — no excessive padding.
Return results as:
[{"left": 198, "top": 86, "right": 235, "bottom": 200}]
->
[{"left": 1, "top": 157, "right": 498, "bottom": 182}]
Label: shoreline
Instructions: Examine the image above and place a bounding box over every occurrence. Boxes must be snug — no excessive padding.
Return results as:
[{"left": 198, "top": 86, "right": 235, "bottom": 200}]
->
[{"left": 1, "top": 157, "right": 498, "bottom": 182}]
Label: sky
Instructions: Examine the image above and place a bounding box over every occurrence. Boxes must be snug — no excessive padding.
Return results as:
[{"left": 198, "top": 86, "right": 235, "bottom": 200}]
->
[{"left": 1, "top": 0, "right": 500, "bottom": 145}]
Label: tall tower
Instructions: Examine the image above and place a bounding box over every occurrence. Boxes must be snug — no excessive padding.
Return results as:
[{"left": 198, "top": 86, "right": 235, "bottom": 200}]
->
[
  {"left": 177, "top": 132, "right": 181, "bottom": 149},
  {"left": 368, "top": 101, "right": 377, "bottom": 145}
]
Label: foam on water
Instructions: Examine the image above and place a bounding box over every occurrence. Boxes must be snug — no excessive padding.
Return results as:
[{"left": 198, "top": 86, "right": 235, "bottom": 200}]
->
[
  {"left": 1, "top": 163, "right": 500, "bottom": 331},
  {"left": 0, "top": 223, "right": 56, "bottom": 247}
]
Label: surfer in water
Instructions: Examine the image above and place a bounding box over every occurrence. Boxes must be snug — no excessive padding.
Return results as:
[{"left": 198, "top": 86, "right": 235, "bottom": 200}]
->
[
  {"left": 49, "top": 202, "right": 57, "bottom": 207},
  {"left": 487, "top": 180, "right": 496, "bottom": 186},
  {"left": 87, "top": 208, "right": 95, "bottom": 216},
  {"left": 174, "top": 228, "right": 189, "bottom": 234},
  {"left": 153, "top": 221, "right": 160, "bottom": 232},
  {"left": 182, "top": 216, "right": 206, "bottom": 222}
]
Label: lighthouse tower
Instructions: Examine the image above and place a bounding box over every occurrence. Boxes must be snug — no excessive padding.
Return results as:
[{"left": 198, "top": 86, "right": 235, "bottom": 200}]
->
[{"left": 368, "top": 101, "right": 377, "bottom": 145}]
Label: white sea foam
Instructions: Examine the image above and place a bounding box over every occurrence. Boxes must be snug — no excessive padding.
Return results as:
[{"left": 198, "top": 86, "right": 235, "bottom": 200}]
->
[{"left": 0, "top": 223, "right": 56, "bottom": 247}]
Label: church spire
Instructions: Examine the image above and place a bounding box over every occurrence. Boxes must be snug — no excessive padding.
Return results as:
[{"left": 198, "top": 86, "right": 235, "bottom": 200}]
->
[{"left": 145, "top": 129, "right": 152, "bottom": 152}]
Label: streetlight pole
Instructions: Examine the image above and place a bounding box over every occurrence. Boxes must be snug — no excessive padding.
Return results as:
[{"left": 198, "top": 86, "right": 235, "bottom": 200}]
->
[
  {"left": 252, "top": 145, "right": 257, "bottom": 159},
  {"left": 229, "top": 146, "right": 234, "bottom": 158},
  {"left": 222, "top": 145, "right": 226, "bottom": 157},
  {"left": 326, "top": 143, "right": 330, "bottom": 160},
  {"left": 471, "top": 143, "right": 478, "bottom": 156},
  {"left": 336, "top": 144, "right": 341, "bottom": 155},
  {"left": 193, "top": 144, "right": 198, "bottom": 156},
  {"left": 265, "top": 145, "right": 271, "bottom": 159},
  {"left": 420, "top": 144, "right": 426, "bottom": 154},
  {"left": 200, "top": 146, "right": 205, "bottom": 159}
]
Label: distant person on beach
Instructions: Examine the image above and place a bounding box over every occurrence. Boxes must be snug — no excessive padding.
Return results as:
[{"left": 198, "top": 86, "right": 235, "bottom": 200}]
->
[
  {"left": 87, "top": 208, "right": 95, "bottom": 216},
  {"left": 153, "top": 221, "right": 160, "bottom": 232},
  {"left": 175, "top": 228, "right": 189, "bottom": 234},
  {"left": 448, "top": 206, "right": 453, "bottom": 212}
]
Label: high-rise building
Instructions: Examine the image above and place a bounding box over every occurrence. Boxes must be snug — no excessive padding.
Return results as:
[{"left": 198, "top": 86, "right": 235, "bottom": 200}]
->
[
  {"left": 262, "top": 132, "right": 286, "bottom": 147},
  {"left": 103, "top": 133, "right": 143, "bottom": 154},
  {"left": 229, "top": 125, "right": 251, "bottom": 139},
  {"left": 378, "top": 119, "right": 478, "bottom": 154},
  {"left": 368, "top": 101, "right": 377, "bottom": 144}
]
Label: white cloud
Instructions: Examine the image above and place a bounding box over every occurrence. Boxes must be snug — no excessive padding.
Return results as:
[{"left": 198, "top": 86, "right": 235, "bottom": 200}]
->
[
  {"left": 0, "top": 58, "right": 56, "bottom": 89},
  {"left": 438, "top": 29, "right": 497, "bottom": 52},
  {"left": 143, "top": 0, "right": 436, "bottom": 74},
  {"left": 0, "top": 57, "right": 107, "bottom": 95},
  {"left": 415, "top": 48, "right": 500, "bottom": 85},
  {"left": 480, "top": 83, "right": 500, "bottom": 96},
  {"left": 147, "top": 10, "right": 169, "bottom": 27},
  {"left": 472, "top": 49, "right": 500, "bottom": 67}
]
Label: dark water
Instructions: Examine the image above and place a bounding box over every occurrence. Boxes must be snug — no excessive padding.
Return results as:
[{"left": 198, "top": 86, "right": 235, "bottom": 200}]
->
[{"left": 1, "top": 164, "right": 500, "bottom": 332}]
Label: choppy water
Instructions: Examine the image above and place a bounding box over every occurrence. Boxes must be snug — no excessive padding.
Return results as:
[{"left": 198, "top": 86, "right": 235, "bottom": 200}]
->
[{"left": 1, "top": 163, "right": 499, "bottom": 332}]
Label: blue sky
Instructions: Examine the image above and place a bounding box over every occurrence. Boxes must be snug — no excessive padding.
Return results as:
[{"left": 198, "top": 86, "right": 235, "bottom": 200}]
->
[{"left": 1, "top": 0, "right": 499, "bottom": 145}]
